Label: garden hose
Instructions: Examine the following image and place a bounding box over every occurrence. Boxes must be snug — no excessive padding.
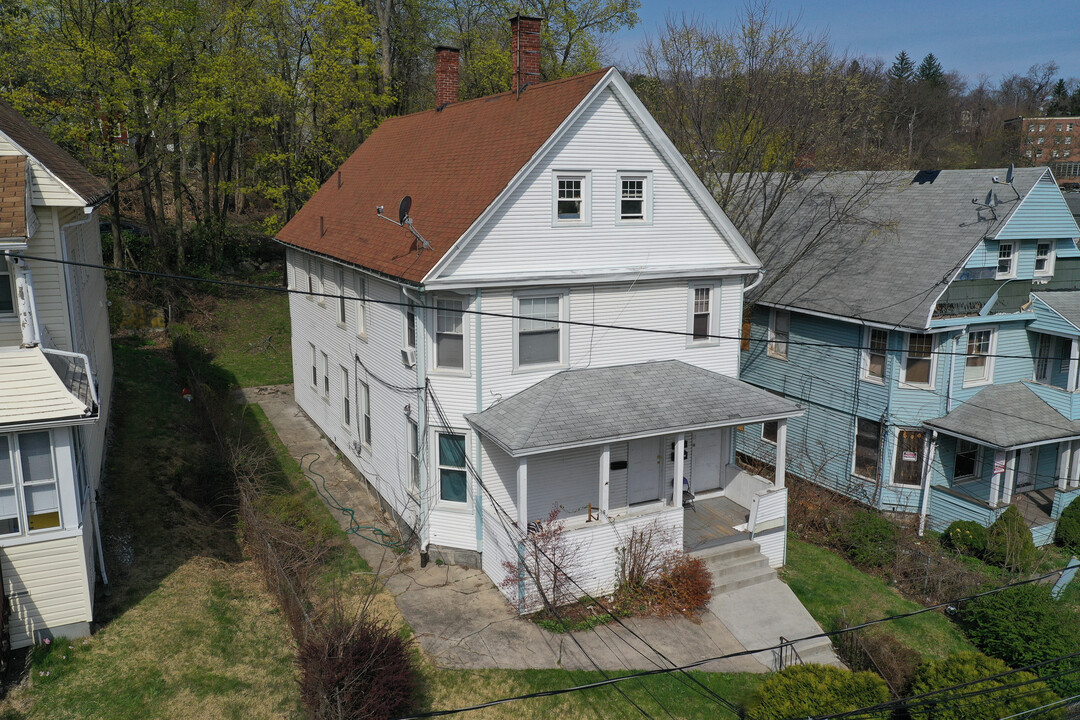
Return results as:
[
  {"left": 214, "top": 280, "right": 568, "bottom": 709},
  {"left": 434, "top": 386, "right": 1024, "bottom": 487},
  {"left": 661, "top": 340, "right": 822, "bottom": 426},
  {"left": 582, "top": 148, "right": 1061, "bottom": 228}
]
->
[{"left": 298, "top": 452, "right": 406, "bottom": 550}]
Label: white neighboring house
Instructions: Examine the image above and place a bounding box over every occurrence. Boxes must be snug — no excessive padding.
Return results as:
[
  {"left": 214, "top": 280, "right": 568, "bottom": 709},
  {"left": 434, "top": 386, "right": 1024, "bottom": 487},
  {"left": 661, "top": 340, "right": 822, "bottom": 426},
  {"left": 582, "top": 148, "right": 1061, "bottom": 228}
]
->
[
  {"left": 277, "top": 21, "right": 802, "bottom": 606},
  {"left": 0, "top": 100, "right": 112, "bottom": 647}
]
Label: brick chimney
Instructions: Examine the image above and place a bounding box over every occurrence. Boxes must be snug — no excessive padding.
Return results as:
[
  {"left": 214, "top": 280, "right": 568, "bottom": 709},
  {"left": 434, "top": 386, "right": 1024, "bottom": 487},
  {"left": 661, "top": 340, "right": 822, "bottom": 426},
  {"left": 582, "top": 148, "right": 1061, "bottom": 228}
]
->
[
  {"left": 435, "top": 46, "right": 460, "bottom": 107},
  {"left": 510, "top": 14, "right": 542, "bottom": 95}
]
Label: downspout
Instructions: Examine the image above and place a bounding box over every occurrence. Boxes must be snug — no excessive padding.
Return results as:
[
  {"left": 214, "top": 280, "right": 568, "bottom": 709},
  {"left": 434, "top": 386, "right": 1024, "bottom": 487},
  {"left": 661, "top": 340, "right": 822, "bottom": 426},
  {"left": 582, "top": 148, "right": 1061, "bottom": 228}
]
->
[
  {"left": 473, "top": 289, "right": 483, "bottom": 550},
  {"left": 403, "top": 286, "right": 429, "bottom": 552},
  {"left": 946, "top": 331, "right": 961, "bottom": 413},
  {"left": 59, "top": 211, "right": 97, "bottom": 354},
  {"left": 91, "top": 491, "right": 109, "bottom": 586},
  {"left": 918, "top": 430, "right": 938, "bottom": 536},
  {"left": 9, "top": 255, "right": 40, "bottom": 346},
  {"left": 744, "top": 269, "right": 765, "bottom": 293}
]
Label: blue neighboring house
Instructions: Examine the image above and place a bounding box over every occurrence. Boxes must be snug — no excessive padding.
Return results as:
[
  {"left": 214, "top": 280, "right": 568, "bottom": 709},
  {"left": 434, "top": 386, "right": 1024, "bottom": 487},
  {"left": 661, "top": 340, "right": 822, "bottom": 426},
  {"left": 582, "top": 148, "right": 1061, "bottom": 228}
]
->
[{"left": 735, "top": 168, "right": 1080, "bottom": 545}]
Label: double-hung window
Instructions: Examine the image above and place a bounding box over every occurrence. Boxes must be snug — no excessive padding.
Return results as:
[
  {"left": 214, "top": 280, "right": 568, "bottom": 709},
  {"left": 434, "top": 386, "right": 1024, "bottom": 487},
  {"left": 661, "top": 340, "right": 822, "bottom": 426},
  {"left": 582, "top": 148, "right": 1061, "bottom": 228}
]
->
[
  {"left": 618, "top": 173, "right": 649, "bottom": 222},
  {"left": 853, "top": 418, "right": 882, "bottom": 480},
  {"left": 438, "top": 433, "right": 467, "bottom": 503},
  {"left": 996, "top": 242, "right": 1015, "bottom": 278},
  {"left": 335, "top": 267, "right": 347, "bottom": 325},
  {"left": 863, "top": 328, "right": 888, "bottom": 381},
  {"left": 964, "top": 329, "right": 994, "bottom": 385},
  {"left": 553, "top": 172, "right": 589, "bottom": 224},
  {"left": 768, "top": 310, "right": 790, "bottom": 360},
  {"left": 0, "top": 261, "right": 14, "bottom": 316},
  {"left": 359, "top": 380, "right": 371, "bottom": 446},
  {"left": 954, "top": 439, "right": 980, "bottom": 482},
  {"left": 517, "top": 295, "right": 562, "bottom": 367},
  {"left": 341, "top": 366, "right": 351, "bottom": 428},
  {"left": 321, "top": 351, "right": 330, "bottom": 398},
  {"left": 1035, "top": 241, "right": 1055, "bottom": 277},
  {"left": 310, "top": 343, "right": 318, "bottom": 388},
  {"left": 0, "top": 432, "right": 61, "bottom": 535},
  {"left": 903, "top": 333, "right": 935, "bottom": 387},
  {"left": 407, "top": 419, "right": 420, "bottom": 495},
  {"left": 435, "top": 298, "right": 464, "bottom": 370},
  {"left": 405, "top": 301, "right": 417, "bottom": 350},
  {"left": 354, "top": 274, "right": 366, "bottom": 337},
  {"left": 691, "top": 287, "right": 712, "bottom": 342}
]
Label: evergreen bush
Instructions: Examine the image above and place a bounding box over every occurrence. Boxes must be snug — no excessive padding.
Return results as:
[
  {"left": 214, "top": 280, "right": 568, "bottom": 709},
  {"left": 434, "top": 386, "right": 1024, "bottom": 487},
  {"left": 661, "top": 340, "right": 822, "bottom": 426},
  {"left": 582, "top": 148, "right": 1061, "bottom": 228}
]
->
[
  {"left": 908, "top": 652, "right": 1062, "bottom": 720},
  {"left": 1055, "top": 496, "right": 1080, "bottom": 553},
  {"left": 942, "top": 520, "right": 987, "bottom": 558},
  {"left": 984, "top": 506, "right": 1036, "bottom": 572},
  {"left": 754, "top": 664, "right": 891, "bottom": 720},
  {"left": 837, "top": 511, "right": 898, "bottom": 569}
]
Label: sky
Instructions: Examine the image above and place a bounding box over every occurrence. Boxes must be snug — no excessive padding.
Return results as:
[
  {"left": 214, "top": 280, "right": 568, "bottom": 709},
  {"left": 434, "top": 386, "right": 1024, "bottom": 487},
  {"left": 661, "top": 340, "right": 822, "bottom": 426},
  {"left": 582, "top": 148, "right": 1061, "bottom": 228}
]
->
[{"left": 611, "top": 0, "right": 1079, "bottom": 84}]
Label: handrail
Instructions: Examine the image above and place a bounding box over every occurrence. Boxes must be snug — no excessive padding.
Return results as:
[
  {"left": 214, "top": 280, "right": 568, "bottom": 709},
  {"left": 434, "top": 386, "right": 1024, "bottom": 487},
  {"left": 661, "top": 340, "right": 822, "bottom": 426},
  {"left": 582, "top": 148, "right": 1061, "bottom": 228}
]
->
[{"left": 41, "top": 347, "right": 99, "bottom": 408}]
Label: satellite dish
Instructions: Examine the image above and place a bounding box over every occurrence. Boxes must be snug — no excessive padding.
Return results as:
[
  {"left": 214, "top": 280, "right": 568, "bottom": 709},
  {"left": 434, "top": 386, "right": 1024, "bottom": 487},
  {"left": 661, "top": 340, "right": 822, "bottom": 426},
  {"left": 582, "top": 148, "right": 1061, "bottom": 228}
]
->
[
  {"left": 1006, "top": 163, "right": 1014, "bottom": 184},
  {"left": 985, "top": 189, "right": 997, "bottom": 207},
  {"left": 398, "top": 196, "right": 412, "bottom": 225}
]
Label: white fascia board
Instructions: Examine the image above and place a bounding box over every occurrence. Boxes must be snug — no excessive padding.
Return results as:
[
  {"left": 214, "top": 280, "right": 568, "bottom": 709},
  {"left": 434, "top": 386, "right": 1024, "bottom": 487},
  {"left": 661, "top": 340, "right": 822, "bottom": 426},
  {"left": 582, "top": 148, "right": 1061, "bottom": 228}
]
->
[
  {"left": 0, "top": 130, "right": 91, "bottom": 207},
  {"left": 422, "top": 263, "right": 758, "bottom": 291},
  {"left": 422, "top": 68, "right": 762, "bottom": 286}
]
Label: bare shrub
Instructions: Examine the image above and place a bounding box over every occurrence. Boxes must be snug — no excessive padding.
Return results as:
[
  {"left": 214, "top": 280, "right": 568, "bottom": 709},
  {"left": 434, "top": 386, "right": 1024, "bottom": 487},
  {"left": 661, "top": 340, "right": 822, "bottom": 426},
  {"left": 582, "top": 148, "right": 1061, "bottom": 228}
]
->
[
  {"left": 500, "top": 505, "right": 583, "bottom": 613},
  {"left": 616, "top": 522, "right": 676, "bottom": 591},
  {"left": 614, "top": 521, "right": 711, "bottom": 618}
]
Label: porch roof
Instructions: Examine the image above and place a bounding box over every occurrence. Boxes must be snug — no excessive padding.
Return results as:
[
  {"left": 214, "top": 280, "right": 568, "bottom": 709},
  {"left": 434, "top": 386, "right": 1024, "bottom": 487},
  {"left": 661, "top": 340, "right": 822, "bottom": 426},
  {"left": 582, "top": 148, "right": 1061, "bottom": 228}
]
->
[
  {"left": 465, "top": 360, "right": 804, "bottom": 457},
  {"left": 1031, "top": 291, "right": 1080, "bottom": 334},
  {"left": 0, "top": 346, "right": 96, "bottom": 429},
  {"left": 924, "top": 382, "right": 1080, "bottom": 450}
]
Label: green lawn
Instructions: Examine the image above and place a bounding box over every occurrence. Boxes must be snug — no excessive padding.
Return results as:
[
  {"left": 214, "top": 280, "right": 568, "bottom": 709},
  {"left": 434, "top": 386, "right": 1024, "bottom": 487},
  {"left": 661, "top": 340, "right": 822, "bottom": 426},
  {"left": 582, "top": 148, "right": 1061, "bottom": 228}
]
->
[
  {"left": 203, "top": 288, "right": 292, "bottom": 387},
  {"left": 781, "top": 537, "right": 976, "bottom": 660}
]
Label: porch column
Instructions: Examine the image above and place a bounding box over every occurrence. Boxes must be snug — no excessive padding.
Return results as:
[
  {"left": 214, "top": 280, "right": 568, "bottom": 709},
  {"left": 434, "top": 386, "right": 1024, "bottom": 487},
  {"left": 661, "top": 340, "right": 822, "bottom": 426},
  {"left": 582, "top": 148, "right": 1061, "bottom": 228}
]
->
[
  {"left": 673, "top": 433, "right": 685, "bottom": 507},
  {"left": 1058, "top": 441, "right": 1072, "bottom": 492},
  {"left": 1001, "top": 450, "right": 1017, "bottom": 505},
  {"left": 775, "top": 419, "right": 788, "bottom": 489},
  {"left": 990, "top": 450, "right": 1005, "bottom": 507},
  {"left": 1072, "top": 440, "right": 1080, "bottom": 489},
  {"left": 1069, "top": 339, "right": 1080, "bottom": 391},
  {"left": 599, "top": 444, "right": 610, "bottom": 518},
  {"left": 516, "top": 457, "right": 528, "bottom": 529}
]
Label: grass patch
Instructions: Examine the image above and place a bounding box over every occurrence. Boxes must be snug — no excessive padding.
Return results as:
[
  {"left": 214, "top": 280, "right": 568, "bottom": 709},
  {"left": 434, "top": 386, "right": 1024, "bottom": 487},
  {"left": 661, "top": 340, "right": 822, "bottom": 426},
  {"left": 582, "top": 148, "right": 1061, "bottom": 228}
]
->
[
  {"left": 782, "top": 537, "right": 975, "bottom": 660},
  {"left": 422, "top": 668, "right": 764, "bottom": 720},
  {"left": 204, "top": 289, "right": 292, "bottom": 387}
]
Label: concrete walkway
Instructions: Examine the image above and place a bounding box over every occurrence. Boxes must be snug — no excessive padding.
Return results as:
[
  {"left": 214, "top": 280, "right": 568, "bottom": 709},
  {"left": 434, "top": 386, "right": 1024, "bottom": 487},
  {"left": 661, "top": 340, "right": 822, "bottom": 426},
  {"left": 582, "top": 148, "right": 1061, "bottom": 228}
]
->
[{"left": 240, "top": 385, "right": 833, "bottom": 672}]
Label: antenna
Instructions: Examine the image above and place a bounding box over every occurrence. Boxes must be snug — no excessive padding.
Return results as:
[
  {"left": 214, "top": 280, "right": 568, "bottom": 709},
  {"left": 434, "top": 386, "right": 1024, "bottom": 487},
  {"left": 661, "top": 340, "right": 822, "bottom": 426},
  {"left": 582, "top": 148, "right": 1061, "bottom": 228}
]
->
[
  {"left": 992, "top": 163, "right": 1022, "bottom": 200},
  {"left": 376, "top": 195, "right": 432, "bottom": 256}
]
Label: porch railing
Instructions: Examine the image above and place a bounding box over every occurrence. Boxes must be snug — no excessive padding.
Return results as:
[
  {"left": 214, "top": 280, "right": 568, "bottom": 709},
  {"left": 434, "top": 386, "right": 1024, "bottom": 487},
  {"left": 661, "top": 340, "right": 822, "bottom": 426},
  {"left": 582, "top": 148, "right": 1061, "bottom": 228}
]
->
[{"left": 774, "top": 635, "right": 803, "bottom": 671}]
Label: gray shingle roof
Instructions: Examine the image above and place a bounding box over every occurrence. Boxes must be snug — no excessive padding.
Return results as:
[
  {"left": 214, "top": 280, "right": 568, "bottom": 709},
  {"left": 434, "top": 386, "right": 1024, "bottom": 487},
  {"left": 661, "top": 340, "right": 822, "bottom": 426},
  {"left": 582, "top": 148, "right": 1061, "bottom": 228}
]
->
[
  {"left": 924, "top": 382, "right": 1080, "bottom": 449},
  {"left": 1033, "top": 290, "right": 1080, "bottom": 331},
  {"left": 0, "top": 98, "right": 109, "bottom": 206},
  {"left": 465, "top": 360, "right": 803, "bottom": 456},
  {"left": 748, "top": 168, "right": 1049, "bottom": 329}
]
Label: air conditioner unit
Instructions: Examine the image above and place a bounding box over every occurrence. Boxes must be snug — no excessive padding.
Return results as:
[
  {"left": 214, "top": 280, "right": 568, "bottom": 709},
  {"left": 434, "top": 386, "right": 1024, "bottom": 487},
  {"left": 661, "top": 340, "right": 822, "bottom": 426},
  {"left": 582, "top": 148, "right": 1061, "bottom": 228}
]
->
[{"left": 401, "top": 347, "right": 417, "bottom": 367}]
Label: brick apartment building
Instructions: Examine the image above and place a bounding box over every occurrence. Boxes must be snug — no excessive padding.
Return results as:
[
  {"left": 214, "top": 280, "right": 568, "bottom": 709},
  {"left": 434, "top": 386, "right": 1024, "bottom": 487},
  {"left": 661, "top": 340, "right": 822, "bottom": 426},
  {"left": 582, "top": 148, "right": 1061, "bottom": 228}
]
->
[{"left": 1007, "top": 116, "right": 1080, "bottom": 187}]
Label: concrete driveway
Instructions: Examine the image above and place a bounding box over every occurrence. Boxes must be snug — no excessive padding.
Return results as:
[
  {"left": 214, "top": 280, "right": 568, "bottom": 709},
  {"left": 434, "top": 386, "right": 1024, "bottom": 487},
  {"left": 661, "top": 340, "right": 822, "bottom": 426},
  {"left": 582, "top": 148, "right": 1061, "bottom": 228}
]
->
[{"left": 241, "top": 385, "right": 835, "bottom": 673}]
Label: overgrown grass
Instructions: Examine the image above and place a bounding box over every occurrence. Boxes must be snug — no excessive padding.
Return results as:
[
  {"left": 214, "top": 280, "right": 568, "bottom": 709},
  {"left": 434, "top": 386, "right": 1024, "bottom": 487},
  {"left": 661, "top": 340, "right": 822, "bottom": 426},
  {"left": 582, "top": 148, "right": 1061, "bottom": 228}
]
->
[
  {"left": 782, "top": 537, "right": 976, "bottom": 660},
  {"left": 205, "top": 288, "right": 292, "bottom": 387},
  {"left": 421, "top": 668, "right": 764, "bottom": 720},
  {"left": 0, "top": 339, "right": 301, "bottom": 719}
]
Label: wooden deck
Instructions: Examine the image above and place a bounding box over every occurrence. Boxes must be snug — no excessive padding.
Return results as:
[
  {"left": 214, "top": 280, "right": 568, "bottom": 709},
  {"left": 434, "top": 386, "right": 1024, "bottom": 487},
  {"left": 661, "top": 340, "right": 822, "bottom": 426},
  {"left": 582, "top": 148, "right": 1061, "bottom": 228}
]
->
[
  {"left": 1014, "top": 488, "right": 1055, "bottom": 527},
  {"left": 684, "top": 495, "right": 750, "bottom": 553}
]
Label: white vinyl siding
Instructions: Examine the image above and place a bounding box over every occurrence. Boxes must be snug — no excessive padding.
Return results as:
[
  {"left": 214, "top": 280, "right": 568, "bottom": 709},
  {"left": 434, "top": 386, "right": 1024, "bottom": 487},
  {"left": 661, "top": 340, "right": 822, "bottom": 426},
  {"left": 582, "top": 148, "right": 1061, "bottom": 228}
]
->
[{"left": 2, "top": 535, "right": 92, "bottom": 649}]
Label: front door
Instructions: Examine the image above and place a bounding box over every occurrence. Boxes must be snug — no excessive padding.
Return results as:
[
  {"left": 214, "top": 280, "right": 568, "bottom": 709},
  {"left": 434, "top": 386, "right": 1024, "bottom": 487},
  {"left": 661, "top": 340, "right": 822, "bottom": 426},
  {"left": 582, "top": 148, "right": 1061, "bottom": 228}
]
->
[
  {"left": 1016, "top": 447, "right": 1038, "bottom": 493},
  {"left": 893, "top": 430, "right": 926, "bottom": 487},
  {"left": 691, "top": 428, "right": 724, "bottom": 493},
  {"left": 627, "top": 438, "right": 661, "bottom": 505}
]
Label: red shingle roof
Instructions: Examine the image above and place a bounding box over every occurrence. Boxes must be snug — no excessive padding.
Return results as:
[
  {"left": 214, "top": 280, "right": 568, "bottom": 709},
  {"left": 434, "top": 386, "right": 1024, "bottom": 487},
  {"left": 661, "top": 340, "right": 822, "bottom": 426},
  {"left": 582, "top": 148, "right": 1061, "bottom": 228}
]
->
[
  {"left": 276, "top": 68, "right": 610, "bottom": 283},
  {"left": 0, "top": 156, "right": 26, "bottom": 240}
]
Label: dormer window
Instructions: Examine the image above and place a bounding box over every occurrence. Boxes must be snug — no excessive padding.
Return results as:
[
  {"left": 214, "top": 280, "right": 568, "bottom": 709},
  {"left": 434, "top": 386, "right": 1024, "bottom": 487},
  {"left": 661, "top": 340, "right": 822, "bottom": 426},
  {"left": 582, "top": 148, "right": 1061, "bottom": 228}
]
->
[
  {"left": 552, "top": 172, "right": 590, "bottom": 225},
  {"left": 996, "top": 242, "right": 1015, "bottom": 279},
  {"left": 1035, "top": 241, "right": 1055, "bottom": 276}
]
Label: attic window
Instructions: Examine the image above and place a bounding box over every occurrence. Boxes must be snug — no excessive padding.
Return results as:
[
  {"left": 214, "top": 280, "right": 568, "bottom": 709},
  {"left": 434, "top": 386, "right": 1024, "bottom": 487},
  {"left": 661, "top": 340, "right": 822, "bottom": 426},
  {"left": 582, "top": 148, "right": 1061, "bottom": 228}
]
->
[
  {"left": 1035, "top": 241, "right": 1055, "bottom": 276},
  {"left": 996, "top": 242, "right": 1016, "bottom": 279},
  {"left": 557, "top": 178, "right": 582, "bottom": 219},
  {"left": 553, "top": 172, "right": 590, "bottom": 225}
]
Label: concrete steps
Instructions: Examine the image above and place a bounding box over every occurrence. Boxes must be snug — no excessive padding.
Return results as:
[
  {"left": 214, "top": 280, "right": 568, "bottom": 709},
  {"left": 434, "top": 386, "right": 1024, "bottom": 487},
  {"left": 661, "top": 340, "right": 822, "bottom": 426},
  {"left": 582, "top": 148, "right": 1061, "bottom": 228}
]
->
[{"left": 696, "top": 539, "right": 777, "bottom": 594}]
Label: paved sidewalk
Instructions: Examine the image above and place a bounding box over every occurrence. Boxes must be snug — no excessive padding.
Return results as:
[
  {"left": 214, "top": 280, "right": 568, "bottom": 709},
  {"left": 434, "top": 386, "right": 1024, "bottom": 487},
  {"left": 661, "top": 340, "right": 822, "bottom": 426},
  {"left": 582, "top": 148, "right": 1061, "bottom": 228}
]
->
[{"left": 240, "top": 384, "right": 817, "bottom": 673}]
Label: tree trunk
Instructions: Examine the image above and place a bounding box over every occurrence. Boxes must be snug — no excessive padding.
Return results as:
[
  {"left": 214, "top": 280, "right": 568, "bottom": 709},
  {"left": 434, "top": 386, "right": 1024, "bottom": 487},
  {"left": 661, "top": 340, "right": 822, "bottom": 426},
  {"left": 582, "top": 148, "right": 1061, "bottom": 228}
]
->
[
  {"left": 374, "top": 0, "right": 393, "bottom": 95},
  {"left": 173, "top": 128, "right": 184, "bottom": 269},
  {"left": 198, "top": 123, "right": 211, "bottom": 224},
  {"left": 110, "top": 183, "right": 123, "bottom": 268},
  {"left": 134, "top": 134, "right": 161, "bottom": 248}
]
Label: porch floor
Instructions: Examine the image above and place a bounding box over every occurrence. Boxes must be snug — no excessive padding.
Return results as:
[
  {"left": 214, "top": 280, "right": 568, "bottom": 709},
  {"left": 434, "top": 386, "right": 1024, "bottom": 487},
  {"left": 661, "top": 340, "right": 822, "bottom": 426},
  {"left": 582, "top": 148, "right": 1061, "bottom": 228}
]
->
[
  {"left": 685, "top": 495, "right": 749, "bottom": 553},
  {"left": 1014, "top": 488, "right": 1055, "bottom": 527}
]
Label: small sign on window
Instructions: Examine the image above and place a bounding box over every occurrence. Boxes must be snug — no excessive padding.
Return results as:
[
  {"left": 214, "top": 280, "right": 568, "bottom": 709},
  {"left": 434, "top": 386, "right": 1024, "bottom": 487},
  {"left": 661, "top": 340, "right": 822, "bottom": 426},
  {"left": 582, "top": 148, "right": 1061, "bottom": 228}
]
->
[{"left": 902, "top": 451, "right": 918, "bottom": 462}]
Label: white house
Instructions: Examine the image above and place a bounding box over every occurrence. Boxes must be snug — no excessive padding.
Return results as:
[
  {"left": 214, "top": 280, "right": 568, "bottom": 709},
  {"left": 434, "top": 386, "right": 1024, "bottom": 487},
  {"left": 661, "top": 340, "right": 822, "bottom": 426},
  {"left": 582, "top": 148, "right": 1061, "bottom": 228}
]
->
[
  {"left": 277, "top": 17, "right": 802, "bottom": 606},
  {"left": 0, "top": 99, "right": 113, "bottom": 647}
]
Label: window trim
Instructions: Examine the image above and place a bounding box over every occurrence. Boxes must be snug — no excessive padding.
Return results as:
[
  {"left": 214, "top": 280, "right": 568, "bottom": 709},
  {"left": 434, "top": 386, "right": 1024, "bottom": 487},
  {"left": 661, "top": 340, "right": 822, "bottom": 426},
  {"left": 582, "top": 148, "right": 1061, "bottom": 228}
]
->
[
  {"left": 0, "top": 259, "right": 16, "bottom": 317},
  {"left": 615, "top": 171, "right": 652, "bottom": 225},
  {"left": 1034, "top": 240, "right": 1056, "bottom": 277},
  {"left": 686, "top": 282, "right": 719, "bottom": 346},
  {"left": 767, "top": 309, "right": 790, "bottom": 360},
  {"left": 962, "top": 327, "right": 996, "bottom": 387},
  {"left": 1035, "top": 333, "right": 1055, "bottom": 383},
  {"left": 995, "top": 241, "right": 1016, "bottom": 280},
  {"left": 309, "top": 343, "right": 318, "bottom": 389},
  {"left": 551, "top": 171, "right": 591, "bottom": 227},
  {"left": 900, "top": 332, "right": 937, "bottom": 389},
  {"left": 358, "top": 379, "right": 372, "bottom": 448},
  {"left": 335, "top": 266, "right": 347, "bottom": 326},
  {"left": 340, "top": 365, "right": 351, "bottom": 429},
  {"left": 953, "top": 438, "right": 981, "bottom": 484},
  {"left": 852, "top": 416, "right": 883, "bottom": 481},
  {"left": 435, "top": 429, "right": 470, "bottom": 508},
  {"left": 861, "top": 327, "right": 889, "bottom": 383},
  {"left": 432, "top": 294, "right": 469, "bottom": 375},
  {"left": 513, "top": 290, "right": 568, "bottom": 373},
  {"left": 0, "top": 431, "right": 63, "bottom": 537}
]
